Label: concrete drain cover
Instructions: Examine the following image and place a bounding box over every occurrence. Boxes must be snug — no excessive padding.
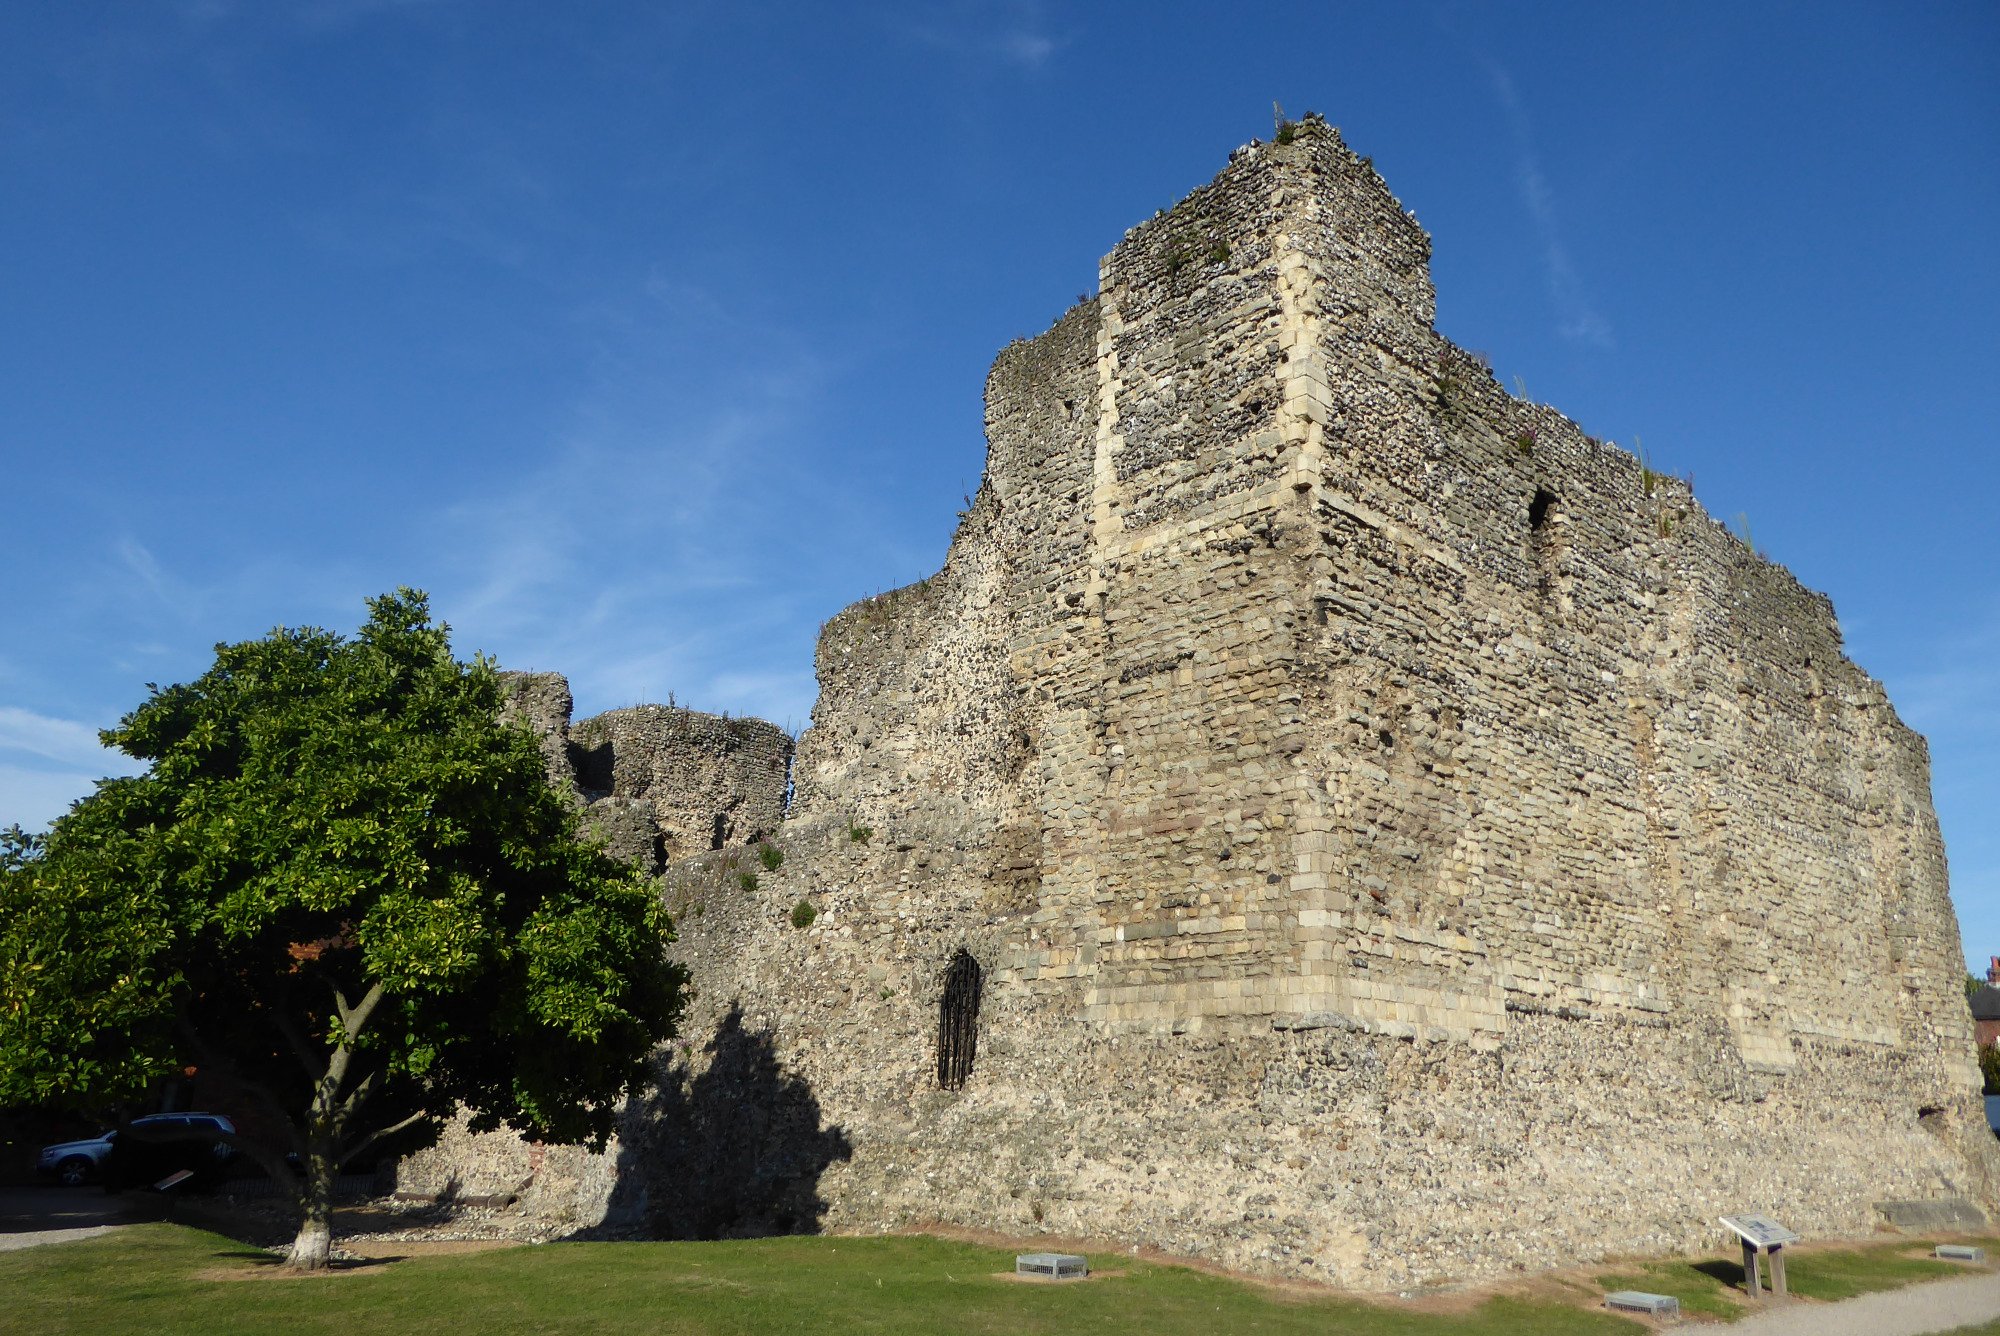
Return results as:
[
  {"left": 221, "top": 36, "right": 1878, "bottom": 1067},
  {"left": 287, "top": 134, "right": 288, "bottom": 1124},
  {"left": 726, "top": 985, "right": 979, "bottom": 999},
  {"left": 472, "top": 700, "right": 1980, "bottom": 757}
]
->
[{"left": 1015, "top": 1253, "right": 1088, "bottom": 1280}]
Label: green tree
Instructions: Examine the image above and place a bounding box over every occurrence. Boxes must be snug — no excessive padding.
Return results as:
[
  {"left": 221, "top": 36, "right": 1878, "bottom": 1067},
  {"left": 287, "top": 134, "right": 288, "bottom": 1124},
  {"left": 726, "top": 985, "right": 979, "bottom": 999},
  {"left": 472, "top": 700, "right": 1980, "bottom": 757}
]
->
[{"left": 0, "top": 591, "right": 683, "bottom": 1269}]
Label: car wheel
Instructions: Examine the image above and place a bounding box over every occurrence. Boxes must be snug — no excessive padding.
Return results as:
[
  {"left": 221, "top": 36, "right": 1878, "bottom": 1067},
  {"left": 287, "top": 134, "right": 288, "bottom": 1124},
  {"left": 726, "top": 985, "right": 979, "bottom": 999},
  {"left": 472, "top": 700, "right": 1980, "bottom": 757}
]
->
[{"left": 56, "top": 1157, "right": 93, "bottom": 1188}]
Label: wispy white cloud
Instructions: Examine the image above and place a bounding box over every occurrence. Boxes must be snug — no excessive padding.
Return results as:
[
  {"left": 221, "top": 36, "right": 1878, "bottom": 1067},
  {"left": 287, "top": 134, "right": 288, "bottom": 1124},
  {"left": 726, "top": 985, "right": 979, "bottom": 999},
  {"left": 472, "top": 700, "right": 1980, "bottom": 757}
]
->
[
  {"left": 0, "top": 766, "right": 104, "bottom": 833},
  {"left": 421, "top": 275, "right": 865, "bottom": 732},
  {"left": 1482, "top": 63, "right": 1613, "bottom": 350},
  {"left": 0, "top": 707, "right": 146, "bottom": 832},
  {"left": 113, "top": 537, "right": 195, "bottom": 615},
  {"left": 895, "top": 1, "right": 1063, "bottom": 72},
  {"left": 705, "top": 669, "right": 818, "bottom": 734}
]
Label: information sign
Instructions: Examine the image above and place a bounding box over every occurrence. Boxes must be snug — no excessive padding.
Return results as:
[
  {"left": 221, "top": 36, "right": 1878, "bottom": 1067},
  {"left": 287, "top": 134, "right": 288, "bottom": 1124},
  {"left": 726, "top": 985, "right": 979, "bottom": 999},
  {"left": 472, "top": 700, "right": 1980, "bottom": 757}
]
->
[{"left": 1718, "top": 1214, "right": 1800, "bottom": 1250}]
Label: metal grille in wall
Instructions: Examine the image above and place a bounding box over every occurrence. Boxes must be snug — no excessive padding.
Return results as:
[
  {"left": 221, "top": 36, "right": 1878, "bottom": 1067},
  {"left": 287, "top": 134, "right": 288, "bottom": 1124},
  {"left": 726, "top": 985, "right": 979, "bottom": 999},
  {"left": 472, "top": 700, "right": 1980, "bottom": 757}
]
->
[{"left": 937, "top": 948, "right": 983, "bottom": 1090}]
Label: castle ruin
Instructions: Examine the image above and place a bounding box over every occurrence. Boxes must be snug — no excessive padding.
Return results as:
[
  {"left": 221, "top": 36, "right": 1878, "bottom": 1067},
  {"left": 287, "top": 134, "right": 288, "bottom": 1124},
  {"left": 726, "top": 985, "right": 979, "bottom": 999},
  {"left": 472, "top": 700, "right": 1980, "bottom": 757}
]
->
[{"left": 402, "top": 117, "right": 1997, "bottom": 1287}]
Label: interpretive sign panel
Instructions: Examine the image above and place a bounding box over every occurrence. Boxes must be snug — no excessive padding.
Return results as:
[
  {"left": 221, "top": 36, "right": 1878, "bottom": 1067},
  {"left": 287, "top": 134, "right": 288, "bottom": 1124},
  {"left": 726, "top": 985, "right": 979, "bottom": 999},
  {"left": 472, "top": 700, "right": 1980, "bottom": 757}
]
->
[{"left": 1719, "top": 1214, "right": 1801, "bottom": 1249}]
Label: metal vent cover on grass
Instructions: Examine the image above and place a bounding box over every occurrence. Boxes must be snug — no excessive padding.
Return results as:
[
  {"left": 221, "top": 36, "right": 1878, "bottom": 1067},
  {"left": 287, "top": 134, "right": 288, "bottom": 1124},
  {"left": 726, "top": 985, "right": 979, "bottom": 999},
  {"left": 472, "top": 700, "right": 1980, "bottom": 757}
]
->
[{"left": 1015, "top": 1253, "right": 1087, "bottom": 1280}]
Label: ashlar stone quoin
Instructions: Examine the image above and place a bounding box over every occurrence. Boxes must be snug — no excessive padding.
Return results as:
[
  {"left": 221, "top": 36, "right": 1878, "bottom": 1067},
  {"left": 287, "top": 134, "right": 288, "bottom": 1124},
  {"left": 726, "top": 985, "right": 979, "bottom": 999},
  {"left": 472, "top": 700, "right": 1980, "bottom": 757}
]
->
[{"left": 401, "top": 117, "right": 1999, "bottom": 1288}]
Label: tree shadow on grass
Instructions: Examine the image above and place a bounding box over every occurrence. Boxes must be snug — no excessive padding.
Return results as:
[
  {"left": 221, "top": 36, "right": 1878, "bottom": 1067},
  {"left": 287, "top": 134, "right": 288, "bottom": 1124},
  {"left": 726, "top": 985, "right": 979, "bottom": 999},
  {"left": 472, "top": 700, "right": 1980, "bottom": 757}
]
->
[
  {"left": 210, "top": 1249, "right": 405, "bottom": 1273},
  {"left": 577, "top": 1002, "right": 852, "bottom": 1241}
]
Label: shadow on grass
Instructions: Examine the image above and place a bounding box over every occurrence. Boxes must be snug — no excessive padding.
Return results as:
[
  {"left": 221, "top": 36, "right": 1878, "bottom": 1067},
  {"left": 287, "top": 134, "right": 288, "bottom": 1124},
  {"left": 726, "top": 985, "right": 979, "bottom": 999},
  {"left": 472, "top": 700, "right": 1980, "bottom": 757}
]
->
[
  {"left": 1693, "top": 1257, "right": 1746, "bottom": 1289},
  {"left": 578, "top": 1003, "right": 852, "bottom": 1242},
  {"left": 208, "top": 1247, "right": 406, "bottom": 1272}
]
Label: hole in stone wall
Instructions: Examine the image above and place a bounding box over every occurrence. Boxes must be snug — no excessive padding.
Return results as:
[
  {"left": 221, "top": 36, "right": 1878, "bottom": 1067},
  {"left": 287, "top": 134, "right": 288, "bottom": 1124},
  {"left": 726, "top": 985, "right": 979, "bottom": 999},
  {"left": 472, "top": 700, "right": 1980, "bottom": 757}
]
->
[
  {"left": 572, "top": 738, "right": 615, "bottom": 796},
  {"left": 710, "top": 812, "right": 729, "bottom": 851},
  {"left": 937, "top": 948, "right": 984, "bottom": 1091},
  {"left": 1528, "top": 488, "right": 1562, "bottom": 600},
  {"left": 1528, "top": 488, "right": 1556, "bottom": 532}
]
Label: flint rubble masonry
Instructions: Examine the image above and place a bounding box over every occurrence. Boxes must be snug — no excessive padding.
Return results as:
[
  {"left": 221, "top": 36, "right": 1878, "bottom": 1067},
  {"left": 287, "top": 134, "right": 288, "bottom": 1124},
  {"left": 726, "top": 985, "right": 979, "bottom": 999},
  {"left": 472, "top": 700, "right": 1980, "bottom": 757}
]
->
[{"left": 404, "top": 118, "right": 1998, "bottom": 1289}]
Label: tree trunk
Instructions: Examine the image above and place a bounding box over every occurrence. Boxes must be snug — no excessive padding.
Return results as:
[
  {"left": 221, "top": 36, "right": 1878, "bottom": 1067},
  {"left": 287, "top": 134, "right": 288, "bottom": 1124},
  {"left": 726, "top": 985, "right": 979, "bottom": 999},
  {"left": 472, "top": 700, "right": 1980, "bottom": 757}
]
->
[{"left": 283, "top": 1138, "right": 337, "bottom": 1271}]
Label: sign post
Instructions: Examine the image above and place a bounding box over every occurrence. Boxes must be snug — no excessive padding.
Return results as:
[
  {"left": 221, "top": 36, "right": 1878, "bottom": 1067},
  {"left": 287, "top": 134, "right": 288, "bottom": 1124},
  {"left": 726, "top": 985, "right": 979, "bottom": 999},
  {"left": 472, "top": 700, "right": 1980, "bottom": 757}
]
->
[{"left": 1719, "top": 1214, "right": 1801, "bottom": 1299}]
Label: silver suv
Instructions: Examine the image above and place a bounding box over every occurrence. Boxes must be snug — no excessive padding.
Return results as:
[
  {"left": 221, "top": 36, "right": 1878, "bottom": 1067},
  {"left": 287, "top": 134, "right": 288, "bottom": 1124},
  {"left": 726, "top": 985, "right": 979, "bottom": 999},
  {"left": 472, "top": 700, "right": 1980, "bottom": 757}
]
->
[{"left": 37, "top": 1113, "right": 236, "bottom": 1187}]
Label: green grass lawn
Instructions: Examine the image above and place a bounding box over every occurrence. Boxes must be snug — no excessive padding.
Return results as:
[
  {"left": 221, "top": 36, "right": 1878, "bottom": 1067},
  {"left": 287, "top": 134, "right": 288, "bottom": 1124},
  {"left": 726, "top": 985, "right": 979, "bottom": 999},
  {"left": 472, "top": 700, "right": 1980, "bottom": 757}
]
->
[
  {"left": 1596, "top": 1236, "right": 1999, "bottom": 1324},
  {"left": 2, "top": 1225, "right": 1993, "bottom": 1336},
  {"left": 0, "top": 1225, "right": 1641, "bottom": 1336}
]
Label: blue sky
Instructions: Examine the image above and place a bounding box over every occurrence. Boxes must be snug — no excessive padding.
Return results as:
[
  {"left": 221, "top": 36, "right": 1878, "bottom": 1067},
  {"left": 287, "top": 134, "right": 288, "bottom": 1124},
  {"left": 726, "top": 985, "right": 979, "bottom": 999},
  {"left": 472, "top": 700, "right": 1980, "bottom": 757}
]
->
[{"left": 2, "top": 2, "right": 1995, "bottom": 967}]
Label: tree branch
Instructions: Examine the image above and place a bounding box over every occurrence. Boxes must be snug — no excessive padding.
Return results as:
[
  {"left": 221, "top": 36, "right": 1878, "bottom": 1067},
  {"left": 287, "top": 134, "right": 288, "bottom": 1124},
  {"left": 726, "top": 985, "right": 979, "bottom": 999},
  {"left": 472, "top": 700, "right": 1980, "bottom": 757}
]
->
[
  {"left": 340, "top": 1109, "right": 430, "bottom": 1169},
  {"left": 174, "top": 1017, "right": 306, "bottom": 1158},
  {"left": 333, "top": 979, "right": 387, "bottom": 1041},
  {"left": 268, "top": 1009, "right": 325, "bottom": 1085},
  {"left": 335, "top": 1067, "right": 381, "bottom": 1126}
]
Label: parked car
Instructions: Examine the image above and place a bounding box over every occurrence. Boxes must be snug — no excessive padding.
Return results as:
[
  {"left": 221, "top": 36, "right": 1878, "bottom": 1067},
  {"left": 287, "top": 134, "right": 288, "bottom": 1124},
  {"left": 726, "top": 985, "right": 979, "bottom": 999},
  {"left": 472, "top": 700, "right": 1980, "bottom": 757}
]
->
[
  {"left": 36, "top": 1129, "right": 117, "bottom": 1187},
  {"left": 1986, "top": 1095, "right": 2000, "bottom": 1139},
  {"left": 37, "top": 1113, "right": 236, "bottom": 1189}
]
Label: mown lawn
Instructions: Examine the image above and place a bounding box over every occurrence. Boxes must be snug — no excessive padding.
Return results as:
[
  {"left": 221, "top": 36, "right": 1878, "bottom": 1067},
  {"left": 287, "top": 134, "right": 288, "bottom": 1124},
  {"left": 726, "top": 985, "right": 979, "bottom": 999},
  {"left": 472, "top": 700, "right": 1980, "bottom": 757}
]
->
[
  {"left": 0, "top": 1225, "right": 1639, "bottom": 1336},
  {"left": 2, "top": 1225, "right": 1993, "bottom": 1335},
  {"left": 1596, "top": 1235, "right": 1999, "bottom": 1324}
]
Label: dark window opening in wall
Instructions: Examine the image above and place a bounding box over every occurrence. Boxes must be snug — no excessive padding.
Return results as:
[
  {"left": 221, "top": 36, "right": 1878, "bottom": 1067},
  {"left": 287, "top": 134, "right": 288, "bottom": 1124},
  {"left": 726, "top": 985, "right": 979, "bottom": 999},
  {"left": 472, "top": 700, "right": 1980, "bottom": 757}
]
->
[
  {"left": 1528, "top": 488, "right": 1556, "bottom": 532},
  {"left": 1528, "top": 488, "right": 1561, "bottom": 599},
  {"left": 937, "top": 948, "right": 984, "bottom": 1090}
]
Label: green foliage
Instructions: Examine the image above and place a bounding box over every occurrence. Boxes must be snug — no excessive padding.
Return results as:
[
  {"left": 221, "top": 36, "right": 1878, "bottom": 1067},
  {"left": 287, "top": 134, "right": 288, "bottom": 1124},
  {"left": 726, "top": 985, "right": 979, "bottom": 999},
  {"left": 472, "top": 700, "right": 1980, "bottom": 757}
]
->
[
  {"left": 740, "top": 871, "right": 759, "bottom": 892},
  {"left": 1634, "top": 434, "right": 1659, "bottom": 496},
  {"left": 0, "top": 826, "right": 175, "bottom": 1111},
  {"left": 1206, "top": 242, "right": 1230, "bottom": 265},
  {"left": 1980, "top": 1044, "right": 2000, "bottom": 1096},
  {"left": 1431, "top": 372, "right": 1472, "bottom": 428},
  {"left": 846, "top": 823, "right": 873, "bottom": 845},
  {"left": 1734, "top": 511, "right": 1759, "bottom": 555},
  {"left": 0, "top": 590, "right": 683, "bottom": 1256},
  {"left": 757, "top": 843, "right": 784, "bottom": 872},
  {"left": 790, "top": 899, "right": 817, "bottom": 930}
]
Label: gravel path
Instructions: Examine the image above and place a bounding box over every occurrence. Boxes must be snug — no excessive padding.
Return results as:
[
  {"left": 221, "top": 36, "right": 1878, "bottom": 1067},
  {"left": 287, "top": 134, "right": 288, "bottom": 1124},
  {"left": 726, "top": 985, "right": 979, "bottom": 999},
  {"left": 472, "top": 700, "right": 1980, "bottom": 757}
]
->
[
  {"left": 1726, "top": 1271, "right": 2000, "bottom": 1335},
  {"left": 0, "top": 1223, "right": 120, "bottom": 1253},
  {"left": 0, "top": 1185, "right": 155, "bottom": 1254}
]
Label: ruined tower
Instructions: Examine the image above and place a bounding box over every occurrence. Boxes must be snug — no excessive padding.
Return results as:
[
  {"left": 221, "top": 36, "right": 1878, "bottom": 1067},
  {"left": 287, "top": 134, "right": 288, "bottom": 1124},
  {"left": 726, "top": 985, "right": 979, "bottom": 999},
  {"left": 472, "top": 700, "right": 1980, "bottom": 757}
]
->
[{"left": 410, "top": 118, "right": 1997, "bottom": 1287}]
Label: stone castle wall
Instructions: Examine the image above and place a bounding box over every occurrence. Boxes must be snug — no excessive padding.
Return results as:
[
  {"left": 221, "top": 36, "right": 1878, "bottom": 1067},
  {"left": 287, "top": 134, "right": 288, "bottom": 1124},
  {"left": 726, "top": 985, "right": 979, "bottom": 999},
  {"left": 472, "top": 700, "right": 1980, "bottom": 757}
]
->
[
  {"left": 494, "top": 670, "right": 790, "bottom": 872},
  {"left": 413, "top": 121, "right": 1995, "bottom": 1288}
]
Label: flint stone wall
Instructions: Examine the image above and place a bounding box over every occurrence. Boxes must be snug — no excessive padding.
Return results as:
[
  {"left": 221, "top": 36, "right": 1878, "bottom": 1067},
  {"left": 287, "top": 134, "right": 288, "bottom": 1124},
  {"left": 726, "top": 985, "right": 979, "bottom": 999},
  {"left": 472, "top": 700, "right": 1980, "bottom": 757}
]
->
[
  {"left": 414, "top": 120, "right": 1996, "bottom": 1289},
  {"left": 494, "top": 671, "right": 791, "bottom": 872}
]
